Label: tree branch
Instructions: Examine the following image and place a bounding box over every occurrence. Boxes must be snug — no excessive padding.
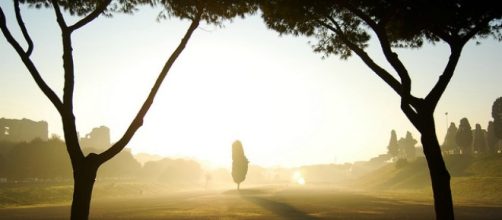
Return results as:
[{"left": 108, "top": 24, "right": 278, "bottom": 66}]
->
[
  {"left": 50, "top": 0, "right": 76, "bottom": 111},
  {"left": 423, "top": 16, "right": 496, "bottom": 110},
  {"left": 69, "top": 0, "right": 112, "bottom": 32},
  {"left": 13, "top": 0, "right": 33, "bottom": 56},
  {"left": 51, "top": 0, "right": 86, "bottom": 166},
  {"left": 401, "top": 100, "right": 421, "bottom": 129},
  {"left": 97, "top": 12, "right": 203, "bottom": 165},
  {"left": 60, "top": 34, "right": 75, "bottom": 108},
  {"left": 424, "top": 44, "right": 463, "bottom": 111},
  {"left": 317, "top": 19, "right": 405, "bottom": 96},
  {"left": 0, "top": 6, "right": 64, "bottom": 114},
  {"left": 340, "top": 3, "right": 413, "bottom": 96},
  {"left": 51, "top": 0, "right": 67, "bottom": 29}
]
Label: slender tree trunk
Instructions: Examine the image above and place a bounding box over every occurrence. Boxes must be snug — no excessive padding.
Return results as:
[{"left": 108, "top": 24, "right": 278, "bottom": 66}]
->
[
  {"left": 70, "top": 155, "right": 99, "bottom": 220},
  {"left": 418, "top": 114, "right": 454, "bottom": 220},
  {"left": 237, "top": 183, "right": 240, "bottom": 191}
]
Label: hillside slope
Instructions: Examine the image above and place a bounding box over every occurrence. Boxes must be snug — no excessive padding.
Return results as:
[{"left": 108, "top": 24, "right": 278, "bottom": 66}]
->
[{"left": 350, "top": 154, "right": 502, "bottom": 204}]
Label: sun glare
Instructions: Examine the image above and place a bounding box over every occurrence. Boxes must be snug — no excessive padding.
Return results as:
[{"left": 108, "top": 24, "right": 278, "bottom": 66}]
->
[{"left": 293, "top": 171, "right": 306, "bottom": 185}]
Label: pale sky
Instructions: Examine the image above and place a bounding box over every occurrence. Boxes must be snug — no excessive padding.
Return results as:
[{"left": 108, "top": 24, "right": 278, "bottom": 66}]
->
[{"left": 0, "top": 3, "right": 501, "bottom": 168}]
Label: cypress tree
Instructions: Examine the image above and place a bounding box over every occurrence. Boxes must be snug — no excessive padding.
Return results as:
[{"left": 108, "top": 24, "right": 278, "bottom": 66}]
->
[
  {"left": 456, "top": 118, "right": 473, "bottom": 155},
  {"left": 492, "top": 97, "right": 502, "bottom": 139},
  {"left": 231, "top": 140, "right": 248, "bottom": 190},
  {"left": 472, "top": 124, "right": 487, "bottom": 154},
  {"left": 442, "top": 123, "right": 458, "bottom": 154},
  {"left": 403, "top": 131, "right": 417, "bottom": 160},
  {"left": 387, "top": 130, "right": 399, "bottom": 158},
  {"left": 487, "top": 121, "right": 498, "bottom": 154}
]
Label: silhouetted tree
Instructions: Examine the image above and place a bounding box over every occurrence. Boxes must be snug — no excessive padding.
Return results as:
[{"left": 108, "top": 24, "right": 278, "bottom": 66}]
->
[
  {"left": 405, "top": 132, "right": 418, "bottom": 159},
  {"left": 442, "top": 122, "right": 458, "bottom": 154},
  {"left": 0, "top": 1, "right": 255, "bottom": 219},
  {"left": 0, "top": 141, "right": 16, "bottom": 155},
  {"left": 259, "top": 1, "right": 501, "bottom": 218},
  {"left": 1, "top": 138, "right": 70, "bottom": 179},
  {"left": 0, "top": 154, "right": 5, "bottom": 178},
  {"left": 487, "top": 121, "right": 499, "bottom": 153},
  {"left": 231, "top": 140, "right": 248, "bottom": 190},
  {"left": 493, "top": 97, "right": 502, "bottom": 139},
  {"left": 472, "top": 124, "right": 487, "bottom": 154},
  {"left": 0, "top": 138, "right": 140, "bottom": 180},
  {"left": 456, "top": 118, "right": 473, "bottom": 155},
  {"left": 140, "top": 158, "right": 203, "bottom": 184},
  {"left": 398, "top": 131, "right": 417, "bottom": 160},
  {"left": 387, "top": 129, "right": 398, "bottom": 158}
]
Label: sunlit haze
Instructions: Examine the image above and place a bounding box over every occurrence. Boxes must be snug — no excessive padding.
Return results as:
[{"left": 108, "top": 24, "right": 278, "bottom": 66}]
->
[{"left": 1, "top": 3, "right": 501, "bottom": 168}]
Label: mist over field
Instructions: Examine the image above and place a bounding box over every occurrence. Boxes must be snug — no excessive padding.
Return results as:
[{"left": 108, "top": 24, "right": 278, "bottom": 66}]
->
[
  {"left": 2, "top": 136, "right": 502, "bottom": 219},
  {"left": 1, "top": 0, "right": 501, "bottom": 219}
]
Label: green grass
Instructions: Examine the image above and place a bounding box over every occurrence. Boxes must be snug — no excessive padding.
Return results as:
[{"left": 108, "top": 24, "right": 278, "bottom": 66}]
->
[
  {"left": 0, "top": 181, "right": 176, "bottom": 208},
  {"left": 1, "top": 155, "right": 502, "bottom": 219},
  {"left": 350, "top": 154, "right": 502, "bottom": 205},
  {"left": 0, "top": 182, "right": 73, "bottom": 207},
  {"left": 1, "top": 186, "right": 501, "bottom": 219}
]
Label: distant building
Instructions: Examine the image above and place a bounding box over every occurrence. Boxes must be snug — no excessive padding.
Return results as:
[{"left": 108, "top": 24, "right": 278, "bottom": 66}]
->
[
  {"left": 0, "top": 118, "right": 48, "bottom": 142},
  {"left": 79, "top": 126, "right": 111, "bottom": 150}
]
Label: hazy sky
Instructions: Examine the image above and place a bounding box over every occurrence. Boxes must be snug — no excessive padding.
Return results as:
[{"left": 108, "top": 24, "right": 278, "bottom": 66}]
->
[{"left": 1, "top": 3, "right": 501, "bottom": 168}]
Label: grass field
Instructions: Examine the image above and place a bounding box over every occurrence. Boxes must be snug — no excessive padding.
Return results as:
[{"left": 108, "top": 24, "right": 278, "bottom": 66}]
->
[
  {"left": 2, "top": 155, "right": 502, "bottom": 219},
  {"left": 1, "top": 185, "right": 502, "bottom": 220}
]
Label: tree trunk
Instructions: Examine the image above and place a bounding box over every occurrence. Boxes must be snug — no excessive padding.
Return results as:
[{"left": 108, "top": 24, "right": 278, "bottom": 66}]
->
[
  {"left": 70, "top": 156, "right": 99, "bottom": 220},
  {"left": 237, "top": 183, "right": 240, "bottom": 191},
  {"left": 418, "top": 115, "right": 454, "bottom": 220}
]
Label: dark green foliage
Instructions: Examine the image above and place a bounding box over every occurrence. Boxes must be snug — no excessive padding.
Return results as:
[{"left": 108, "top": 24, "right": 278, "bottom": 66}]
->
[
  {"left": 442, "top": 122, "right": 458, "bottom": 153},
  {"left": 16, "top": 0, "right": 258, "bottom": 26},
  {"left": 457, "top": 118, "right": 473, "bottom": 155},
  {"left": 0, "top": 141, "right": 16, "bottom": 155},
  {"left": 493, "top": 97, "right": 502, "bottom": 139},
  {"left": 387, "top": 129, "right": 398, "bottom": 157},
  {"left": 472, "top": 124, "right": 487, "bottom": 154},
  {"left": 0, "top": 139, "right": 141, "bottom": 180},
  {"left": 231, "top": 140, "right": 248, "bottom": 190},
  {"left": 1, "top": 1, "right": 257, "bottom": 218},
  {"left": 11, "top": 0, "right": 259, "bottom": 36},
  {"left": 259, "top": 0, "right": 367, "bottom": 59},
  {"left": 156, "top": 0, "right": 257, "bottom": 24},
  {"left": 487, "top": 121, "right": 499, "bottom": 153},
  {"left": 398, "top": 131, "right": 417, "bottom": 160},
  {"left": 0, "top": 153, "right": 5, "bottom": 178},
  {"left": 19, "top": 0, "right": 145, "bottom": 15},
  {"left": 259, "top": 0, "right": 502, "bottom": 59},
  {"left": 3, "top": 138, "right": 72, "bottom": 179},
  {"left": 258, "top": 1, "right": 501, "bottom": 218},
  {"left": 97, "top": 149, "right": 141, "bottom": 178}
]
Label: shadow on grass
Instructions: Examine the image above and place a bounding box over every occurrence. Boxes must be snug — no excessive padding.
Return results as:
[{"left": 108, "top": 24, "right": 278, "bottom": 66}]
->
[
  {"left": 222, "top": 187, "right": 281, "bottom": 196},
  {"left": 241, "top": 193, "right": 321, "bottom": 220}
]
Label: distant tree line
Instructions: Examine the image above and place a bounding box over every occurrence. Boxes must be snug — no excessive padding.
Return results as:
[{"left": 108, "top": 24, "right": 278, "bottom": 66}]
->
[
  {"left": 0, "top": 138, "right": 202, "bottom": 184},
  {"left": 442, "top": 97, "right": 502, "bottom": 155},
  {"left": 388, "top": 98, "right": 502, "bottom": 159},
  {"left": 140, "top": 158, "right": 202, "bottom": 186},
  {"left": 387, "top": 130, "right": 418, "bottom": 161}
]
